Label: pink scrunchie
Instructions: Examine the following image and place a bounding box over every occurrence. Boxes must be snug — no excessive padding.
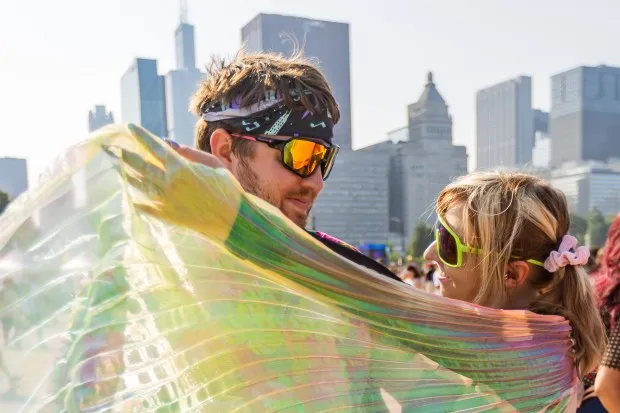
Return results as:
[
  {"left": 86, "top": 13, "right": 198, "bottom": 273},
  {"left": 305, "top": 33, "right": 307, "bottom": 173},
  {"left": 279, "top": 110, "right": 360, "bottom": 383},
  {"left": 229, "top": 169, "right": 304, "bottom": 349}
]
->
[{"left": 543, "top": 234, "right": 590, "bottom": 273}]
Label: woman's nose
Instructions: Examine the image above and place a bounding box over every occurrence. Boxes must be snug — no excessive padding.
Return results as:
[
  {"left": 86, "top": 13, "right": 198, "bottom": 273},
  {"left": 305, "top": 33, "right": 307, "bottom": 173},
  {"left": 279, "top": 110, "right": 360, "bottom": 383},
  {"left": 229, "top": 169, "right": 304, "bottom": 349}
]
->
[{"left": 423, "top": 241, "right": 438, "bottom": 262}]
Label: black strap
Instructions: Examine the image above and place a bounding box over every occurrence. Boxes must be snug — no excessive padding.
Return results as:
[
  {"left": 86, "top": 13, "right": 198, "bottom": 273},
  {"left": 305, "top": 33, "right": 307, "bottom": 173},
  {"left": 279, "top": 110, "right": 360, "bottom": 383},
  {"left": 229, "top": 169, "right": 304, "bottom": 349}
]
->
[{"left": 308, "top": 232, "right": 402, "bottom": 283}]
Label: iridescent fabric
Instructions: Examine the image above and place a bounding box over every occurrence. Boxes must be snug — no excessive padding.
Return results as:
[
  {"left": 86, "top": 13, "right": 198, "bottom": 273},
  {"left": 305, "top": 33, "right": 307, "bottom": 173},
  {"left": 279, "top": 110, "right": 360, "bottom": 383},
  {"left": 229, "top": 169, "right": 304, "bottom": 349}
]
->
[{"left": 0, "top": 124, "right": 582, "bottom": 412}]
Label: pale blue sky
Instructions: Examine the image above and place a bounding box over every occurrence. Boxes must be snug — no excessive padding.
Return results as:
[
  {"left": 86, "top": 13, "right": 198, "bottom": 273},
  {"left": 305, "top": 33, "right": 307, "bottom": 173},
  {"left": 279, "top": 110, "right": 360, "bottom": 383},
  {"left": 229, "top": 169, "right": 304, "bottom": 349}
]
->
[{"left": 1, "top": 0, "right": 619, "bottom": 183}]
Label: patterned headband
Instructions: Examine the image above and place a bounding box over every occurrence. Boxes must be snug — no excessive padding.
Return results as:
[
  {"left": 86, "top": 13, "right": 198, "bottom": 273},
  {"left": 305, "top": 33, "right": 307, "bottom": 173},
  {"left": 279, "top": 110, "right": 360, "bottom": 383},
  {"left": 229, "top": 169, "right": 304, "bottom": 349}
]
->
[{"left": 200, "top": 90, "right": 335, "bottom": 143}]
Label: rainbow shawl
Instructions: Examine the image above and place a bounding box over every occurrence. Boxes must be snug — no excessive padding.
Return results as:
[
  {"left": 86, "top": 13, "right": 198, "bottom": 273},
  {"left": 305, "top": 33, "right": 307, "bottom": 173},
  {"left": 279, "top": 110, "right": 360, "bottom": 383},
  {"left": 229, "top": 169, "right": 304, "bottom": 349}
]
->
[{"left": 0, "top": 125, "right": 581, "bottom": 412}]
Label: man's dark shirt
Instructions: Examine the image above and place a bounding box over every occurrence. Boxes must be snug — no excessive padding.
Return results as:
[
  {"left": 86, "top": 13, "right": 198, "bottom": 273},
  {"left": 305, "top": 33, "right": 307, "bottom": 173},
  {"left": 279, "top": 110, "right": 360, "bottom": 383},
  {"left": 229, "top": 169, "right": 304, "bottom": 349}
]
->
[{"left": 308, "top": 231, "right": 401, "bottom": 283}]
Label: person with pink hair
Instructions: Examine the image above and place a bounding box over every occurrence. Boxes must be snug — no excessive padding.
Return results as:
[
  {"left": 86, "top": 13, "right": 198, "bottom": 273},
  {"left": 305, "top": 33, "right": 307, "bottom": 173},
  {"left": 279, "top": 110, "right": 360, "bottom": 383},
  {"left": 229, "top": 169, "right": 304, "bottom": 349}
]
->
[{"left": 580, "top": 214, "right": 620, "bottom": 412}]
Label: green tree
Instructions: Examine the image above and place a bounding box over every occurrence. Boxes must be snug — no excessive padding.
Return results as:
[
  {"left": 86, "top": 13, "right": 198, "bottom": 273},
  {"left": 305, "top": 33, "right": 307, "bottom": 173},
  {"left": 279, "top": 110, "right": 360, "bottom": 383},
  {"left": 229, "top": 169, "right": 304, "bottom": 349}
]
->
[
  {"left": 410, "top": 222, "right": 434, "bottom": 258},
  {"left": 587, "top": 207, "right": 609, "bottom": 249},
  {"left": 387, "top": 242, "right": 401, "bottom": 264},
  {"left": 569, "top": 214, "right": 588, "bottom": 245},
  {"left": 0, "top": 189, "right": 9, "bottom": 215}
]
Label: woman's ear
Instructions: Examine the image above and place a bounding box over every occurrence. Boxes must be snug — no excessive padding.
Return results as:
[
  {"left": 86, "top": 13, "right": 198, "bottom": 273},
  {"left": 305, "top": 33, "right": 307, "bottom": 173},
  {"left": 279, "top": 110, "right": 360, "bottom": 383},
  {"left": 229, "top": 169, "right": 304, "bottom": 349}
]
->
[{"left": 503, "top": 261, "right": 531, "bottom": 289}]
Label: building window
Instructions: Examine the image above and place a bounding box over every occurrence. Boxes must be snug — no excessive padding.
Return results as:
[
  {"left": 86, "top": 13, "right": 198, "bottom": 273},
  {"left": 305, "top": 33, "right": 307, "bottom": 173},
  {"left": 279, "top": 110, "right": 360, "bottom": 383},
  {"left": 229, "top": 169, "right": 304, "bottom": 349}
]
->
[{"left": 560, "top": 77, "right": 567, "bottom": 102}]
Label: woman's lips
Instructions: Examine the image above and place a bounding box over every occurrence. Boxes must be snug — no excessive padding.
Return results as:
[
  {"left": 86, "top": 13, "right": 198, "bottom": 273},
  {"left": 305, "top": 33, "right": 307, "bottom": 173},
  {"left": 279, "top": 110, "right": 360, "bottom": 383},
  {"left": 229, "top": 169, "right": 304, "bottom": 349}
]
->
[{"left": 435, "top": 268, "right": 451, "bottom": 284}]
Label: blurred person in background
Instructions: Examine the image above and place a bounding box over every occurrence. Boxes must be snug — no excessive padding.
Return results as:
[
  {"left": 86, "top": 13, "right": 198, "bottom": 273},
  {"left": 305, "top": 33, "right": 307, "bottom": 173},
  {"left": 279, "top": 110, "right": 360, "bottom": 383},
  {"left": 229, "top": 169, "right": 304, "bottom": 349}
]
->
[
  {"left": 399, "top": 263, "right": 424, "bottom": 288},
  {"left": 586, "top": 248, "right": 601, "bottom": 274},
  {"left": 580, "top": 214, "right": 620, "bottom": 412},
  {"left": 388, "top": 263, "right": 401, "bottom": 275},
  {"left": 424, "top": 261, "right": 440, "bottom": 293}
]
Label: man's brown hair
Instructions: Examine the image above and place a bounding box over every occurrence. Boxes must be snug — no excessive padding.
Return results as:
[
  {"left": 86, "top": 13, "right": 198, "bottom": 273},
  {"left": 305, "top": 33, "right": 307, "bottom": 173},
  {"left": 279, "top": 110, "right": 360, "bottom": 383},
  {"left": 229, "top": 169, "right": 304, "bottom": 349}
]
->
[{"left": 190, "top": 50, "right": 340, "bottom": 157}]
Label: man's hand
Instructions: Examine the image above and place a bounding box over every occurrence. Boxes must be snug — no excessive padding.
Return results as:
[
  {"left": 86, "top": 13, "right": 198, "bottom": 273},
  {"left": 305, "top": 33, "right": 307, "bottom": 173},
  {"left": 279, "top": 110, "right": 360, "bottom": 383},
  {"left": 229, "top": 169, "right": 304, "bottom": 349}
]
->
[
  {"left": 101, "top": 124, "right": 242, "bottom": 242},
  {"left": 164, "top": 139, "right": 225, "bottom": 169}
]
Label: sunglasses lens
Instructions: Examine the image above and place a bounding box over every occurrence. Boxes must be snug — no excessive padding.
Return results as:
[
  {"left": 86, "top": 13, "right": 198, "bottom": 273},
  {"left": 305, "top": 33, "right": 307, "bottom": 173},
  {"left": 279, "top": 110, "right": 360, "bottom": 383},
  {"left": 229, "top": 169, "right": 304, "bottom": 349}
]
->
[
  {"left": 283, "top": 140, "right": 329, "bottom": 177},
  {"left": 320, "top": 146, "right": 339, "bottom": 180},
  {"left": 437, "top": 223, "right": 459, "bottom": 266}
]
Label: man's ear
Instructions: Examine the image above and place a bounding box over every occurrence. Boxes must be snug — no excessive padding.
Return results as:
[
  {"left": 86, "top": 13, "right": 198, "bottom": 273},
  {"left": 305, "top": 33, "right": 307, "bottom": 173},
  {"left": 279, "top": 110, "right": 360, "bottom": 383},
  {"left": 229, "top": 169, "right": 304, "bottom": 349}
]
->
[
  {"left": 503, "top": 260, "right": 531, "bottom": 289},
  {"left": 209, "top": 128, "right": 234, "bottom": 169}
]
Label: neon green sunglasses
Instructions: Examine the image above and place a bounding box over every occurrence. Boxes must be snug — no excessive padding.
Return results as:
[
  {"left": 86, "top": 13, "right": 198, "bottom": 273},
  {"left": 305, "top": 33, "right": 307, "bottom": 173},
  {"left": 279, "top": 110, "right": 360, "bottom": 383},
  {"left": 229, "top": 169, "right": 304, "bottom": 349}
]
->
[{"left": 435, "top": 215, "right": 545, "bottom": 268}]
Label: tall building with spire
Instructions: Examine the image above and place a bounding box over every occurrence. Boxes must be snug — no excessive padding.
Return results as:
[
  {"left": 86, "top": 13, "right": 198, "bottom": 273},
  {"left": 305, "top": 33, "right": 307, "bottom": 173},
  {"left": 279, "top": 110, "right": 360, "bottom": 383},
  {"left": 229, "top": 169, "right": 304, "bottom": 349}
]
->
[
  {"left": 363, "top": 72, "right": 468, "bottom": 245},
  {"left": 175, "top": 0, "right": 195, "bottom": 71},
  {"left": 408, "top": 72, "right": 454, "bottom": 142},
  {"left": 165, "top": 0, "right": 203, "bottom": 146}
]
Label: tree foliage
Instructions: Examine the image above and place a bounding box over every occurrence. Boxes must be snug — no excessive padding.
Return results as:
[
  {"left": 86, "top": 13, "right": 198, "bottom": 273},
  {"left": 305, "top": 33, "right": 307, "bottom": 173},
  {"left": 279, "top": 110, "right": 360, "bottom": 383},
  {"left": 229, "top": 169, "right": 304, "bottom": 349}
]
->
[
  {"left": 587, "top": 207, "right": 609, "bottom": 249},
  {"left": 0, "top": 189, "right": 9, "bottom": 215},
  {"left": 569, "top": 214, "right": 588, "bottom": 245},
  {"left": 410, "top": 222, "right": 434, "bottom": 258}
]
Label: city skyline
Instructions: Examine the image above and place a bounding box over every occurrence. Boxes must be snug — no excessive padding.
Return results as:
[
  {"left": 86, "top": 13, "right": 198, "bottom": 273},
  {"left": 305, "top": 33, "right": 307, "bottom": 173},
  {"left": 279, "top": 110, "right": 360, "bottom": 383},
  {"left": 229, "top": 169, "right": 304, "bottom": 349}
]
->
[{"left": 3, "top": 0, "right": 620, "bottom": 185}]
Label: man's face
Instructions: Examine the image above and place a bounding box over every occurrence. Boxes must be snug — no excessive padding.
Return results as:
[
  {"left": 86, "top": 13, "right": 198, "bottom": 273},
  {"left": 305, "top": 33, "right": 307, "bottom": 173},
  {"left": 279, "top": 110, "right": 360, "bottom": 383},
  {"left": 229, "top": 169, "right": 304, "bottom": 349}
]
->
[{"left": 231, "top": 139, "right": 325, "bottom": 228}]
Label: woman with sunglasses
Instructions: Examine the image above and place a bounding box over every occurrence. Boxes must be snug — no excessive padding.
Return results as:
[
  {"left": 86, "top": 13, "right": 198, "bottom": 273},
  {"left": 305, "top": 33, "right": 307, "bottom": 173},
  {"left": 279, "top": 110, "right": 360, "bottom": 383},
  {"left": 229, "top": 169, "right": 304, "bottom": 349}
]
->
[{"left": 423, "top": 170, "right": 606, "bottom": 383}]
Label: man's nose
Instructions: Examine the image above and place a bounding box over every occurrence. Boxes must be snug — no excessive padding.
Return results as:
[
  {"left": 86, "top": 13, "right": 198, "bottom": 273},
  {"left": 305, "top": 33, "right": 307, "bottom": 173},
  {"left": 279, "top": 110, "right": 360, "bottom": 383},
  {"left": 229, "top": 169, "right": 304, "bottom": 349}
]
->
[{"left": 301, "top": 166, "right": 324, "bottom": 193}]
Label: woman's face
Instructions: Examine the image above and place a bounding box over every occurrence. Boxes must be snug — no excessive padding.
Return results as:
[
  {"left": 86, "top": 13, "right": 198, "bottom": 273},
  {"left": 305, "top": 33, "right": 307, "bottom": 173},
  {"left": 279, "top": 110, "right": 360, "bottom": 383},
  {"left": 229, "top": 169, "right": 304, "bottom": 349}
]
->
[{"left": 423, "top": 205, "right": 481, "bottom": 303}]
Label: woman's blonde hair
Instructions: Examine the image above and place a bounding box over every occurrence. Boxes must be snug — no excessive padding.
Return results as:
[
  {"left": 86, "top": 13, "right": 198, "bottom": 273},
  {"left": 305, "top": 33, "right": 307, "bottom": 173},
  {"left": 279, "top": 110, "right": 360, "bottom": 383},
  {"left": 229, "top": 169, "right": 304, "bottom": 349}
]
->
[{"left": 437, "top": 170, "right": 605, "bottom": 375}]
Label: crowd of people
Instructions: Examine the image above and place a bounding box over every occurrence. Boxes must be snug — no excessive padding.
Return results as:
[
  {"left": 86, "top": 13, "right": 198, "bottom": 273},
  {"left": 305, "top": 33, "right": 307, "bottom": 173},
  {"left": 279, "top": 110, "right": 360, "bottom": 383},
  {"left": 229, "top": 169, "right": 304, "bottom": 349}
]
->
[{"left": 388, "top": 262, "right": 439, "bottom": 293}]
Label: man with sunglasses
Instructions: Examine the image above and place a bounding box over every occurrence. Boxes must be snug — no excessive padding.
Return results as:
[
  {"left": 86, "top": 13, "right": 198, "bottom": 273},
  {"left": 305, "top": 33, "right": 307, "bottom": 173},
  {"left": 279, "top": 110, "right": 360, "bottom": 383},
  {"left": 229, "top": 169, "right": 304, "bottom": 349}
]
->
[{"left": 173, "top": 51, "right": 400, "bottom": 281}]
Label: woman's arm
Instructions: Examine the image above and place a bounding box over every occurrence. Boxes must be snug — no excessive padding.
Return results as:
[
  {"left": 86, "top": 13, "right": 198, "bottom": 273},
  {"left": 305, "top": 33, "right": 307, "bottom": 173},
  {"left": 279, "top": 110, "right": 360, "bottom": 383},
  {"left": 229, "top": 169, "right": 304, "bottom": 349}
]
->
[
  {"left": 594, "top": 366, "right": 620, "bottom": 412},
  {"left": 595, "top": 326, "right": 620, "bottom": 412}
]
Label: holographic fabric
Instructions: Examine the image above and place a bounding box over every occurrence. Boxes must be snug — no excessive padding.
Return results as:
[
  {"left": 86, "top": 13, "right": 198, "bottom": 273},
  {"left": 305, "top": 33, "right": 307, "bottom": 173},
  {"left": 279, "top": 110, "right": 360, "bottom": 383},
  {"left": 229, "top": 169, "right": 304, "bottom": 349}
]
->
[{"left": 0, "top": 124, "right": 582, "bottom": 412}]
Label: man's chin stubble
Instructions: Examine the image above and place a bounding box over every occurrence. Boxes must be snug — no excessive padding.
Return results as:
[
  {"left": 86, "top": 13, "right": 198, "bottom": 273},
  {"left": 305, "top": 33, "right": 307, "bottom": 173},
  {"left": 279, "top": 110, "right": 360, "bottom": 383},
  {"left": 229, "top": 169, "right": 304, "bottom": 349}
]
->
[{"left": 235, "top": 165, "right": 311, "bottom": 229}]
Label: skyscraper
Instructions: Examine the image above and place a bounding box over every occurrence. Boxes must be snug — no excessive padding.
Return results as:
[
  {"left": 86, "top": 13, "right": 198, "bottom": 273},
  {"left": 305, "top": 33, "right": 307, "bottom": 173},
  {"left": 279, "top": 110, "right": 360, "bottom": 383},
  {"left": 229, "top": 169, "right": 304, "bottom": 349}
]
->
[
  {"left": 241, "top": 13, "right": 352, "bottom": 149},
  {"left": 88, "top": 105, "right": 114, "bottom": 132},
  {"left": 550, "top": 65, "right": 620, "bottom": 167},
  {"left": 165, "top": 6, "right": 203, "bottom": 146},
  {"left": 400, "top": 73, "right": 467, "bottom": 242},
  {"left": 311, "top": 150, "right": 391, "bottom": 245},
  {"left": 121, "top": 58, "right": 167, "bottom": 137},
  {"left": 175, "top": 23, "right": 196, "bottom": 70},
  {"left": 476, "top": 76, "right": 533, "bottom": 170},
  {"left": 364, "top": 73, "right": 468, "bottom": 244},
  {"left": 239, "top": 13, "right": 367, "bottom": 244},
  {"left": 532, "top": 109, "right": 550, "bottom": 169},
  {"left": 0, "top": 157, "right": 28, "bottom": 200}
]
